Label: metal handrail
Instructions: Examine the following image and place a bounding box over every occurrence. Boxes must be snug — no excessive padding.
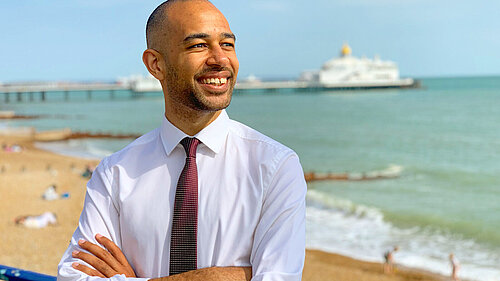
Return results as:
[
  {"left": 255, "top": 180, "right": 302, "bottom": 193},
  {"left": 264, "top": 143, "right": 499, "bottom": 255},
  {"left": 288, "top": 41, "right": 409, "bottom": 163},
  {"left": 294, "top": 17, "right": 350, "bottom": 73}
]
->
[{"left": 0, "top": 265, "right": 56, "bottom": 281}]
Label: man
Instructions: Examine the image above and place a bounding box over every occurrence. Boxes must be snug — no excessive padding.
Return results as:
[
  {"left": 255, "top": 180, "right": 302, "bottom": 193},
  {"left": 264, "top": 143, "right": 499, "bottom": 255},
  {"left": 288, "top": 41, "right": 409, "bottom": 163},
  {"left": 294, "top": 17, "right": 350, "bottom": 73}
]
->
[
  {"left": 383, "top": 246, "right": 399, "bottom": 274},
  {"left": 57, "top": 0, "right": 306, "bottom": 280}
]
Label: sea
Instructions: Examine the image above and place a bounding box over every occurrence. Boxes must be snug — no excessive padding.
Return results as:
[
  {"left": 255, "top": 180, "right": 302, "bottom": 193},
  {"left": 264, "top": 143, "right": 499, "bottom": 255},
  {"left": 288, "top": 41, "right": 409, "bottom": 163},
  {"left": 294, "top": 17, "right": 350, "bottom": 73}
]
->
[{"left": 1, "top": 76, "right": 500, "bottom": 280}]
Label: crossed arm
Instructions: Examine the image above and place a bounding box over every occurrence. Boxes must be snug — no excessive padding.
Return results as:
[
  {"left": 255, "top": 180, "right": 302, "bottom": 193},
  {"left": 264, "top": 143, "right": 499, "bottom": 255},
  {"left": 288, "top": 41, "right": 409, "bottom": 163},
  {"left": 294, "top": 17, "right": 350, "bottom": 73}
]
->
[
  {"left": 63, "top": 154, "right": 306, "bottom": 281},
  {"left": 72, "top": 234, "right": 252, "bottom": 281}
]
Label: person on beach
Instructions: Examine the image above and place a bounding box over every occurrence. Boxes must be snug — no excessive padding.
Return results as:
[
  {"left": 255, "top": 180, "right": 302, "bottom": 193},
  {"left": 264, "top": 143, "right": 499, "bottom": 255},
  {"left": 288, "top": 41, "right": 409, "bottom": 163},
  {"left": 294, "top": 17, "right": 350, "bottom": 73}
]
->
[
  {"left": 15, "top": 211, "right": 57, "bottom": 228},
  {"left": 42, "top": 184, "right": 59, "bottom": 201},
  {"left": 449, "top": 253, "right": 460, "bottom": 281},
  {"left": 383, "top": 246, "right": 399, "bottom": 274},
  {"left": 57, "top": 1, "right": 306, "bottom": 281},
  {"left": 81, "top": 164, "right": 94, "bottom": 178}
]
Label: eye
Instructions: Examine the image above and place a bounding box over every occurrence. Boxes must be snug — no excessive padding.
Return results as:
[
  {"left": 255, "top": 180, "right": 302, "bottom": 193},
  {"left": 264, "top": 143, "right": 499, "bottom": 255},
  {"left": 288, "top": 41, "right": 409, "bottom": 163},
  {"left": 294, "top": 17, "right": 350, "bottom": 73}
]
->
[
  {"left": 189, "top": 43, "right": 207, "bottom": 49},
  {"left": 221, "top": 42, "right": 235, "bottom": 49}
]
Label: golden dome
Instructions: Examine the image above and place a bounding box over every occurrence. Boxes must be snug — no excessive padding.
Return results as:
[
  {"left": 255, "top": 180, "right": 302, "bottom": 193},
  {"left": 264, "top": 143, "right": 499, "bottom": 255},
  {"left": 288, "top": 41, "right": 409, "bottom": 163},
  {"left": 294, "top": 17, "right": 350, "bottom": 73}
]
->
[{"left": 341, "top": 43, "right": 352, "bottom": 57}]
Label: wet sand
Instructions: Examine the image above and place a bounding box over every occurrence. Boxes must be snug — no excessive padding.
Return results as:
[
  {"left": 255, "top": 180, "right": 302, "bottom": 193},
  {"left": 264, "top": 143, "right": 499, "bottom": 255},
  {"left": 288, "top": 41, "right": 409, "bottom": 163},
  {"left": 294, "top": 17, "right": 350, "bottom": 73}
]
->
[{"left": 0, "top": 133, "right": 448, "bottom": 280}]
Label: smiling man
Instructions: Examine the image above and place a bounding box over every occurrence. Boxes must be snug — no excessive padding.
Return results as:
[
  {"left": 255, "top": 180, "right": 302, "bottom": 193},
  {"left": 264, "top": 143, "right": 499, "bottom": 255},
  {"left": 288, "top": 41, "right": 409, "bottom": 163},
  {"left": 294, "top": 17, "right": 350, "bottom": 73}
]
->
[{"left": 57, "top": 1, "right": 306, "bottom": 281}]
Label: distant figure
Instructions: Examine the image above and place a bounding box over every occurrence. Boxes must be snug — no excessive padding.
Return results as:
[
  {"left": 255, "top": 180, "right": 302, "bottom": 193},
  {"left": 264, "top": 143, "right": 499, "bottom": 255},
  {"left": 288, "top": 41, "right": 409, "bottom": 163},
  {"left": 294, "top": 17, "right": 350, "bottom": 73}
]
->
[
  {"left": 2, "top": 144, "right": 13, "bottom": 152},
  {"left": 11, "top": 144, "right": 22, "bottom": 152},
  {"left": 70, "top": 163, "right": 77, "bottom": 172},
  {"left": 449, "top": 253, "right": 460, "bottom": 281},
  {"left": 15, "top": 212, "right": 57, "bottom": 228},
  {"left": 1, "top": 143, "right": 23, "bottom": 152},
  {"left": 81, "top": 164, "right": 94, "bottom": 178},
  {"left": 42, "top": 184, "right": 59, "bottom": 201},
  {"left": 383, "top": 246, "right": 399, "bottom": 274}
]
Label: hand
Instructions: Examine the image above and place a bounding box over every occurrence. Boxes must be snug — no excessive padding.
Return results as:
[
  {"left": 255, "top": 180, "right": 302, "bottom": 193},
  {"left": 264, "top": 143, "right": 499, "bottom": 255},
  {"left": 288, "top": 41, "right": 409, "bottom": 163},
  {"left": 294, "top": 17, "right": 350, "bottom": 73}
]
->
[{"left": 72, "top": 234, "right": 137, "bottom": 278}]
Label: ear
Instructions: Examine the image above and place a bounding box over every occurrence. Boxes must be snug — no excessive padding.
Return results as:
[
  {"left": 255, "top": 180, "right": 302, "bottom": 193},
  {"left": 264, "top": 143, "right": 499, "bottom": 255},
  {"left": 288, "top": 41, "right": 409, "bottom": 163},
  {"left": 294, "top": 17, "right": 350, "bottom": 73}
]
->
[{"left": 142, "top": 49, "right": 166, "bottom": 80}]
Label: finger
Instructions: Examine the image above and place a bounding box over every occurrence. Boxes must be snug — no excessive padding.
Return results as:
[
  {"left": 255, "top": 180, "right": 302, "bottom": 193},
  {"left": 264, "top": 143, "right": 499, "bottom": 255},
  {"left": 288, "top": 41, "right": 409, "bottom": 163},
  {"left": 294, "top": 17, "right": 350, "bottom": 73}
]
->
[
  {"left": 71, "top": 262, "right": 106, "bottom": 278},
  {"left": 95, "top": 235, "right": 137, "bottom": 278},
  {"left": 95, "top": 234, "right": 130, "bottom": 266},
  {"left": 78, "top": 239, "right": 123, "bottom": 273},
  {"left": 72, "top": 250, "right": 116, "bottom": 278}
]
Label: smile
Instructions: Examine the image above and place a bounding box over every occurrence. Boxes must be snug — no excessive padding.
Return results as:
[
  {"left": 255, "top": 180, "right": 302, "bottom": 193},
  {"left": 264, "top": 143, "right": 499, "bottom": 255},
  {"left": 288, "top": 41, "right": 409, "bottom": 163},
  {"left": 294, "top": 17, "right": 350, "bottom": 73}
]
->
[{"left": 200, "top": 77, "right": 228, "bottom": 86}]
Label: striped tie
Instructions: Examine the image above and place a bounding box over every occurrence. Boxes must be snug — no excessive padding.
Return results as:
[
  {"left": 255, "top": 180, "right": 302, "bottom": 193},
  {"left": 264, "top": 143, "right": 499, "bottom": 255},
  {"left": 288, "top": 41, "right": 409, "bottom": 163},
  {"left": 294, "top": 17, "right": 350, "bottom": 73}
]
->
[{"left": 170, "top": 137, "right": 200, "bottom": 275}]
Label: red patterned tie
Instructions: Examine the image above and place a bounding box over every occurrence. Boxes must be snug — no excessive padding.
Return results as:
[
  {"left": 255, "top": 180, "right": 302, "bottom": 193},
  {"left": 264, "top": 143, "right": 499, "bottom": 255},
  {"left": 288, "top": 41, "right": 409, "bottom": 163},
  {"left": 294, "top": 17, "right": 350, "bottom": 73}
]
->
[{"left": 170, "top": 137, "right": 200, "bottom": 275}]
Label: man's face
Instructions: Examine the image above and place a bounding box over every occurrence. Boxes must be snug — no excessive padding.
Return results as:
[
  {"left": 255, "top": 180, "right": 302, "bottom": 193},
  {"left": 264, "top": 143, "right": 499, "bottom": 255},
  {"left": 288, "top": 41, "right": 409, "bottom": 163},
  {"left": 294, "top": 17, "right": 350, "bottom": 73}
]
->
[{"left": 161, "top": 1, "right": 239, "bottom": 112}]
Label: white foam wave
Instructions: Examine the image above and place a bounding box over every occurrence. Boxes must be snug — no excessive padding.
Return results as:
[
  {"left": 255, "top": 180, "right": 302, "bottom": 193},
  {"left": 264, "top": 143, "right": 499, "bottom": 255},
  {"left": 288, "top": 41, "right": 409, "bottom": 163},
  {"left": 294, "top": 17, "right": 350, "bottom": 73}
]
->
[
  {"left": 35, "top": 139, "right": 113, "bottom": 160},
  {"left": 306, "top": 190, "right": 500, "bottom": 281},
  {"left": 307, "top": 189, "right": 385, "bottom": 222}
]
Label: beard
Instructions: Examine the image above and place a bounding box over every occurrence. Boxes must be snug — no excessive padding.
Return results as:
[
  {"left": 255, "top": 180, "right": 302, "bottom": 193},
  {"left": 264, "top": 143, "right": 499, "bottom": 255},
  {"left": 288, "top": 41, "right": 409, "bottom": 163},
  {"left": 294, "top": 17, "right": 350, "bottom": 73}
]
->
[{"left": 164, "top": 64, "right": 235, "bottom": 112}]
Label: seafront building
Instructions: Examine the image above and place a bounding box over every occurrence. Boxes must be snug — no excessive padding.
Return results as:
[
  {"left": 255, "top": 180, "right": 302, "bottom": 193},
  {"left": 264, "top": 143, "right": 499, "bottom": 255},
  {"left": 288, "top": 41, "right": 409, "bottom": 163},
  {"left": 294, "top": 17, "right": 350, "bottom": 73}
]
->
[{"left": 300, "top": 44, "right": 401, "bottom": 85}]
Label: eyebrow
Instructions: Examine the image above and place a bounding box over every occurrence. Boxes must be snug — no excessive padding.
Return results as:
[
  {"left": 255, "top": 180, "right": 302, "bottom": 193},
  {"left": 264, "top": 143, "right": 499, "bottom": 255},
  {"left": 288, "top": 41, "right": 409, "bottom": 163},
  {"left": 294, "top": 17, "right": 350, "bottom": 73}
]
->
[
  {"left": 183, "top": 32, "right": 236, "bottom": 42},
  {"left": 222, "top": 32, "right": 236, "bottom": 41}
]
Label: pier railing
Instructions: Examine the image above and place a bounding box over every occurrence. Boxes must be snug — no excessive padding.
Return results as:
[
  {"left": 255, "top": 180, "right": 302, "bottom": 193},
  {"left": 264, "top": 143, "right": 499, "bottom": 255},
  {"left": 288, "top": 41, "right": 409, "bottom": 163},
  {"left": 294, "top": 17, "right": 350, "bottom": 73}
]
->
[{"left": 0, "top": 265, "right": 55, "bottom": 281}]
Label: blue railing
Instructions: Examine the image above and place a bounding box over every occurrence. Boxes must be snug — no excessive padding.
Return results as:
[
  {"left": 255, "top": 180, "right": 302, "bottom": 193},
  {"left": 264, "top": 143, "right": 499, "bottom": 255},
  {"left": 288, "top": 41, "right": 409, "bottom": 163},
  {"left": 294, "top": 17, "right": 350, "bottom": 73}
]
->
[{"left": 0, "top": 265, "right": 56, "bottom": 281}]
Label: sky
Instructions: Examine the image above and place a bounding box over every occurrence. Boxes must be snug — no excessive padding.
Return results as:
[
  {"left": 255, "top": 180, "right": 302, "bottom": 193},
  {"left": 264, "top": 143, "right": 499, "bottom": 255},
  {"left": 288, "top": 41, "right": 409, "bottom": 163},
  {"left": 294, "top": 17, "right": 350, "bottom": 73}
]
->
[{"left": 0, "top": 0, "right": 499, "bottom": 82}]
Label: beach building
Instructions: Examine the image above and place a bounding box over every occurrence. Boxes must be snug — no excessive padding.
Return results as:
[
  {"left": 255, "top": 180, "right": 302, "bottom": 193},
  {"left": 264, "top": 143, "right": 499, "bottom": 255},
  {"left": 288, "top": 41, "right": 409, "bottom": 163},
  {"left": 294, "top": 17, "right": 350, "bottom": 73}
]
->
[{"left": 298, "top": 43, "right": 415, "bottom": 88}]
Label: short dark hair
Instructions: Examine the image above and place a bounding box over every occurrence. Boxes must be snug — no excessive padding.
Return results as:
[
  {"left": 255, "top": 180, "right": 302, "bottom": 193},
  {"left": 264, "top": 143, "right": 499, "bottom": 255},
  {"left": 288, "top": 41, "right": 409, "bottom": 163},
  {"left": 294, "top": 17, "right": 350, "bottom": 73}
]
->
[
  {"left": 145, "top": 1, "right": 170, "bottom": 48},
  {"left": 145, "top": 0, "right": 211, "bottom": 48}
]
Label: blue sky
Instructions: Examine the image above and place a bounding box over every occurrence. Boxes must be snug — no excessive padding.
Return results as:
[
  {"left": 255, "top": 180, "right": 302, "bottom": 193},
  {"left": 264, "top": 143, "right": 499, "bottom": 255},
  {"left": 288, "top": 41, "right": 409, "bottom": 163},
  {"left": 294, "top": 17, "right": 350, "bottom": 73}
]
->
[{"left": 0, "top": 0, "right": 499, "bottom": 82}]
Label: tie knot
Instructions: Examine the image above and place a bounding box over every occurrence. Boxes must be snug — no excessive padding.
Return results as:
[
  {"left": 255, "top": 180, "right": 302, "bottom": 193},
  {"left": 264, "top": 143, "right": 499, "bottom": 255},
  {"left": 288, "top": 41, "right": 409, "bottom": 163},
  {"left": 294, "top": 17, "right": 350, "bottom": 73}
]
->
[{"left": 180, "top": 137, "right": 200, "bottom": 158}]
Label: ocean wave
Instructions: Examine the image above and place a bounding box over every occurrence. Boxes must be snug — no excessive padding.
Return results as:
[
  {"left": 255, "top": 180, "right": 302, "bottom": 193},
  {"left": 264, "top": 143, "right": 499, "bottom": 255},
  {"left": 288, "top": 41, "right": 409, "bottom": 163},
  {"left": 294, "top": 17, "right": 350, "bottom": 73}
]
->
[
  {"left": 306, "top": 190, "right": 500, "bottom": 281},
  {"left": 307, "top": 189, "right": 384, "bottom": 222}
]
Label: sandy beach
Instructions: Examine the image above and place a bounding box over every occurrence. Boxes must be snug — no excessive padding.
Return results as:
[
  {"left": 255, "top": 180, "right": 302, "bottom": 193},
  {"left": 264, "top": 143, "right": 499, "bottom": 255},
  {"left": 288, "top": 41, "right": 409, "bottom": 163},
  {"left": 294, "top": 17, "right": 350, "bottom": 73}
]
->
[{"left": 0, "top": 133, "right": 449, "bottom": 280}]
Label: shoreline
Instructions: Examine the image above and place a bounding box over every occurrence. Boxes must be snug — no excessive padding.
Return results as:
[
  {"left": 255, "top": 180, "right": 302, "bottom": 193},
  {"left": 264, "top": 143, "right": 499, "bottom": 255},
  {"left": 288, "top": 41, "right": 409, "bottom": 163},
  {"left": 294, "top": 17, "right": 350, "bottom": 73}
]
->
[{"left": 0, "top": 132, "right": 451, "bottom": 280}]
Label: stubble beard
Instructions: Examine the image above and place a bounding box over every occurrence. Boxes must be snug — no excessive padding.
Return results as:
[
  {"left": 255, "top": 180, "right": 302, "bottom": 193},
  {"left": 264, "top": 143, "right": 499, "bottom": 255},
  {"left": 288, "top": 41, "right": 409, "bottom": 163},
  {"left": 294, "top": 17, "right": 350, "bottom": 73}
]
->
[{"left": 165, "top": 65, "right": 234, "bottom": 113}]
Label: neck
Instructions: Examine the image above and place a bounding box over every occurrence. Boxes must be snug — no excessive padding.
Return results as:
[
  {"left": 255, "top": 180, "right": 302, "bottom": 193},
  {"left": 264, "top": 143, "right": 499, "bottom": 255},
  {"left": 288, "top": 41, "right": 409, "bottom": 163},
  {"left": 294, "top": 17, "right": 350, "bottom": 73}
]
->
[{"left": 164, "top": 101, "right": 221, "bottom": 136}]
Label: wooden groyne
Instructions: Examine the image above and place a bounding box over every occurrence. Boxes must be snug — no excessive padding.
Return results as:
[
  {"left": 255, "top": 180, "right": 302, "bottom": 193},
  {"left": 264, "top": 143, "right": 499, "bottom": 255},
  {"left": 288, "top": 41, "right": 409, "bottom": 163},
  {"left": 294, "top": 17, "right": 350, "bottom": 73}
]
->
[
  {"left": 0, "top": 111, "right": 40, "bottom": 120},
  {"left": 33, "top": 129, "right": 140, "bottom": 142},
  {"left": 0, "top": 127, "right": 139, "bottom": 142},
  {"left": 67, "top": 132, "right": 141, "bottom": 140},
  {"left": 304, "top": 165, "right": 403, "bottom": 182}
]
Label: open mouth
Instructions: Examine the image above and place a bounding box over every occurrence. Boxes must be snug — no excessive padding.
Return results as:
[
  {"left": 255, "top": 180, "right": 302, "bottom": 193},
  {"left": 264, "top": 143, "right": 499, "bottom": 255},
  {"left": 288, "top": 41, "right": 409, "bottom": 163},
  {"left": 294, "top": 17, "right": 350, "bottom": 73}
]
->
[
  {"left": 199, "top": 77, "right": 228, "bottom": 87},
  {"left": 196, "top": 70, "right": 233, "bottom": 93}
]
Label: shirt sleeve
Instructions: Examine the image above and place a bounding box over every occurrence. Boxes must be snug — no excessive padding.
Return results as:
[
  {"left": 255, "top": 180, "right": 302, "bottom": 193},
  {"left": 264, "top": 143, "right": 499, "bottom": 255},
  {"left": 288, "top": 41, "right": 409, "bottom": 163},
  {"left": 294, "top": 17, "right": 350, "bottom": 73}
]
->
[
  {"left": 57, "top": 159, "right": 148, "bottom": 281},
  {"left": 250, "top": 153, "right": 307, "bottom": 281}
]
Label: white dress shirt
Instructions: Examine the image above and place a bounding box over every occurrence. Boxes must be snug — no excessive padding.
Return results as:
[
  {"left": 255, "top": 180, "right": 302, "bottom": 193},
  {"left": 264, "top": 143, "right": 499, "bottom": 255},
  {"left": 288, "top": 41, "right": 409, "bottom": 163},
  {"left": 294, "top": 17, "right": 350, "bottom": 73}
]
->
[{"left": 57, "top": 110, "right": 306, "bottom": 281}]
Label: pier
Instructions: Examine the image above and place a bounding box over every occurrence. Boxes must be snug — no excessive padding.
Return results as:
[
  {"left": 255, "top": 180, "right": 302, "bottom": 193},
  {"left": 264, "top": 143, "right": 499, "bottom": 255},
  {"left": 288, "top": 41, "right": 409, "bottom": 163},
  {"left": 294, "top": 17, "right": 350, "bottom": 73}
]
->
[
  {"left": 0, "top": 82, "right": 133, "bottom": 103},
  {"left": 235, "top": 78, "right": 420, "bottom": 92},
  {"left": 0, "top": 78, "right": 421, "bottom": 103}
]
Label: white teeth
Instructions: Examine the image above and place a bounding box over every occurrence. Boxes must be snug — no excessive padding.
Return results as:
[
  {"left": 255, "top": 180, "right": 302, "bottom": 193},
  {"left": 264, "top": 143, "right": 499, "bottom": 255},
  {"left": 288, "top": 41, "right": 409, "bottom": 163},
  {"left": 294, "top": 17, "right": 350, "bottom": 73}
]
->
[{"left": 201, "top": 77, "right": 228, "bottom": 85}]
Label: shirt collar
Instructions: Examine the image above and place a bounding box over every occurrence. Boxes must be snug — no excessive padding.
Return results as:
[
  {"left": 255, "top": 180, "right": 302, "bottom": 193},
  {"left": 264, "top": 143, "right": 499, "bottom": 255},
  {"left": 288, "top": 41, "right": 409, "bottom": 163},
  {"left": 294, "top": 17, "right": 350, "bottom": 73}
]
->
[{"left": 160, "top": 109, "right": 230, "bottom": 156}]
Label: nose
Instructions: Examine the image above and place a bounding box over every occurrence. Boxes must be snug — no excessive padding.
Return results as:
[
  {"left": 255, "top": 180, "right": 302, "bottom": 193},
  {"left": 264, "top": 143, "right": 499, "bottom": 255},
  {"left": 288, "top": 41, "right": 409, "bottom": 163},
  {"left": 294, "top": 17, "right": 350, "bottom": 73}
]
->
[{"left": 206, "top": 45, "right": 229, "bottom": 66}]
